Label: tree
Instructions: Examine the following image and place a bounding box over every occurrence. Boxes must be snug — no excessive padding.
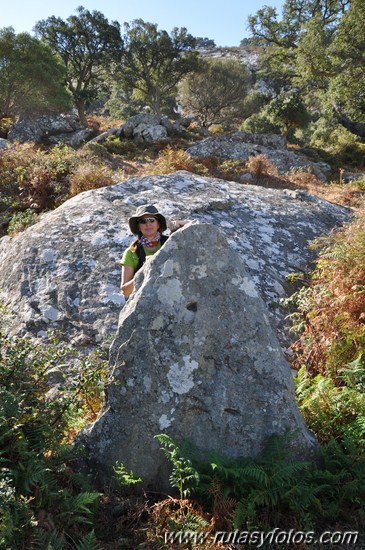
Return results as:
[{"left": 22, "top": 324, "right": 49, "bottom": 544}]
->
[
  {"left": 327, "top": 0, "right": 365, "bottom": 126},
  {"left": 179, "top": 58, "right": 251, "bottom": 128},
  {"left": 34, "top": 6, "right": 122, "bottom": 126},
  {"left": 246, "top": 0, "right": 365, "bottom": 141},
  {"left": 265, "top": 90, "right": 311, "bottom": 137},
  {"left": 194, "top": 37, "right": 216, "bottom": 49},
  {"left": 119, "top": 19, "right": 199, "bottom": 117},
  {"left": 0, "top": 27, "right": 71, "bottom": 120}
]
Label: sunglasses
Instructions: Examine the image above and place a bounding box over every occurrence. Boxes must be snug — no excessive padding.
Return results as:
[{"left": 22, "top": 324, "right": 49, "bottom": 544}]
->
[{"left": 139, "top": 217, "right": 157, "bottom": 224}]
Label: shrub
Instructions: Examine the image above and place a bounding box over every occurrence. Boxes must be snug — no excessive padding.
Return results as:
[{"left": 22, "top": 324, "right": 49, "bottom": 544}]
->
[
  {"left": 152, "top": 145, "right": 208, "bottom": 175},
  {"left": 69, "top": 163, "right": 117, "bottom": 196},
  {"left": 154, "top": 433, "right": 365, "bottom": 535},
  {"left": 0, "top": 117, "right": 13, "bottom": 137},
  {"left": 288, "top": 213, "right": 365, "bottom": 377},
  {"left": 7, "top": 209, "right": 39, "bottom": 235},
  {"left": 0, "top": 323, "right": 108, "bottom": 548},
  {"left": 0, "top": 142, "right": 75, "bottom": 212},
  {"left": 295, "top": 365, "right": 365, "bottom": 447},
  {"left": 245, "top": 154, "right": 278, "bottom": 177},
  {"left": 240, "top": 112, "right": 280, "bottom": 135},
  {"left": 103, "top": 136, "right": 145, "bottom": 158}
]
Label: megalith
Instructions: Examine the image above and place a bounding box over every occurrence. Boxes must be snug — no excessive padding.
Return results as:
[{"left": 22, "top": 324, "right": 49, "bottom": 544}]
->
[
  {"left": 0, "top": 171, "right": 351, "bottom": 354},
  {"left": 79, "top": 222, "right": 318, "bottom": 490}
]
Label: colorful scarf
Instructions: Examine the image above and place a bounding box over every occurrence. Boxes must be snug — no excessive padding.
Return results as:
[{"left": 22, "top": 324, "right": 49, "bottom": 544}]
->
[{"left": 139, "top": 231, "right": 161, "bottom": 248}]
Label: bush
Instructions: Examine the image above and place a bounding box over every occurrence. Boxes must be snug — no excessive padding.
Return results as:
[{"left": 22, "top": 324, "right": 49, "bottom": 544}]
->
[
  {"left": 240, "top": 112, "right": 281, "bottom": 135},
  {"left": 245, "top": 154, "right": 278, "bottom": 177},
  {"left": 152, "top": 145, "right": 208, "bottom": 175},
  {"left": 0, "top": 143, "right": 75, "bottom": 213},
  {"left": 7, "top": 209, "right": 39, "bottom": 235},
  {"left": 0, "top": 323, "right": 108, "bottom": 548},
  {"left": 288, "top": 213, "right": 365, "bottom": 377},
  {"left": 154, "top": 433, "right": 365, "bottom": 535},
  {"left": 69, "top": 163, "right": 117, "bottom": 196}
]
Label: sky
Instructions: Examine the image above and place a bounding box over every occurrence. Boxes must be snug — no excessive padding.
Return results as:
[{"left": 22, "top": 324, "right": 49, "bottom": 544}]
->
[{"left": 1, "top": 0, "right": 285, "bottom": 48}]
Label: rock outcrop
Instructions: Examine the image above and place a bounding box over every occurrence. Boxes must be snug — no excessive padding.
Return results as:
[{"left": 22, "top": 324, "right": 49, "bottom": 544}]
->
[
  {"left": 90, "top": 113, "right": 186, "bottom": 145},
  {"left": 0, "top": 138, "right": 11, "bottom": 149},
  {"left": 199, "top": 47, "right": 261, "bottom": 70},
  {"left": 7, "top": 114, "right": 94, "bottom": 146},
  {"left": 0, "top": 171, "right": 351, "bottom": 352},
  {"left": 78, "top": 223, "right": 318, "bottom": 490},
  {"left": 186, "top": 132, "right": 332, "bottom": 181}
]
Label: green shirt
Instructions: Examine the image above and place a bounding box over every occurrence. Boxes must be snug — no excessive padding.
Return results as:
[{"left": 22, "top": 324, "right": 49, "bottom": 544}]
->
[{"left": 120, "top": 242, "right": 163, "bottom": 271}]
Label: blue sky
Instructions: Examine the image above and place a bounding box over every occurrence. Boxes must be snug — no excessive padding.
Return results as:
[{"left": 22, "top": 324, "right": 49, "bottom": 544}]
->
[{"left": 1, "top": 0, "right": 284, "bottom": 47}]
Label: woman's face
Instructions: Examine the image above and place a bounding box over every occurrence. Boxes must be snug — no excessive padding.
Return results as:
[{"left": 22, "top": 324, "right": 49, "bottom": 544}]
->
[{"left": 138, "top": 216, "right": 160, "bottom": 239}]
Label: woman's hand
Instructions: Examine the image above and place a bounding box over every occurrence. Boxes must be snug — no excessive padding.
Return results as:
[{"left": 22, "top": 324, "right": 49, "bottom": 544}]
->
[{"left": 170, "top": 219, "right": 189, "bottom": 232}]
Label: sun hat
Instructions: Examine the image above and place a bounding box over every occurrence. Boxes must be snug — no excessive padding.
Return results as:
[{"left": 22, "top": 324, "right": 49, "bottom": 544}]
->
[{"left": 128, "top": 204, "right": 167, "bottom": 235}]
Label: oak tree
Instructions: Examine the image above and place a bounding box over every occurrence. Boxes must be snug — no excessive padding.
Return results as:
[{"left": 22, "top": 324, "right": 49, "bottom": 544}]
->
[
  {"left": 0, "top": 27, "right": 71, "bottom": 120},
  {"left": 119, "top": 19, "right": 199, "bottom": 117},
  {"left": 35, "top": 6, "right": 122, "bottom": 126},
  {"left": 180, "top": 58, "right": 251, "bottom": 128}
]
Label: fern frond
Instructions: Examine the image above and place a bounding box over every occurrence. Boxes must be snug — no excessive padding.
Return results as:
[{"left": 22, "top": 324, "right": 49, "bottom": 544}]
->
[
  {"left": 74, "top": 530, "right": 104, "bottom": 550},
  {"left": 32, "top": 528, "right": 66, "bottom": 550}
]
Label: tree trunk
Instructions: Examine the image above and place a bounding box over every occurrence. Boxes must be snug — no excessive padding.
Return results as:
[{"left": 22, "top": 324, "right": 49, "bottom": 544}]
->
[
  {"left": 75, "top": 99, "right": 88, "bottom": 127},
  {"left": 332, "top": 103, "right": 365, "bottom": 140}
]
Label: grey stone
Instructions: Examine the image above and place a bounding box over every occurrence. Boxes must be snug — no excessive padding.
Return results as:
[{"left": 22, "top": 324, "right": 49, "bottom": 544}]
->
[
  {"left": 0, "top": 171, "right": 351, "bottom": 353},
  {"left": 8, "top": 114, "right": 86, "bottom": 144},
  {"left": 120, "top": 113, "right": 160, "bottom": 139},
  {"left": 0, "top": 138, "right": 12, "bottom": 149},
  {"left": 47, "top": 128, "right": 95, "bottom": 147},
  {"left": 133, "top": 122, "right": 168, "bottom": 143},
  {"left": 78, "top": 223, "right": 318, "bottom": 490},
  {"left": 186, "top": 133, "right": 332, "bottom": 181}
]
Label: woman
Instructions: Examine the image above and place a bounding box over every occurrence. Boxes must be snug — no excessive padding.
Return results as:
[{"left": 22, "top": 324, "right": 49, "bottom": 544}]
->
[{"left": 120, "top": 204, "right": 184, "bottom": 298}]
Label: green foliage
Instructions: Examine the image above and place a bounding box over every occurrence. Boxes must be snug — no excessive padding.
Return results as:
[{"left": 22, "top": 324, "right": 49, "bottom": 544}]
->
[
  {"left": 113, "top": 462, "right": 142, "bottom": 488},
  {"left": 327, "top": 0, "right": 365, "bottom": 123},
  {"left": 179, "top": 58, "right": 251, "bottom": 129},
  {"left": 34, "top": 6, "right": 122, "bottom": 125},
  {"left": 119, "top": 19, "right": 199, "bottom": 117},
  {"left": 293, "top": 114, "right": 361, "bottom": 151},
  {"left": 295, "top": 365, "right": 365, "bottom": 447},
  {"left": 155, "top": 434, "right": 200, "bottom": 499},
  {"left": 240, "top": 111, "right": 280, "bottom": 135},
  {"left": 0, "top": 324, "right": 107, "bottom": 548},
  {"left": 0, "top": 27, "right": 72, "bottom": 119},
  {"left": 287, "top": 214, "right": 365, "bottom": 375},
  {"left": 265, "top": 90, "right": 311, "bottom": 138},
  {"left": 248, "top": 0, "right": 365, "bottom": 140},
  {"left": 194, "top": 435, "right": 321, "bottom": 531},
  {"left": 105, "top": 82, "right": 145, "bottom": 119},
  {"left": 239, "top": 109, "right": 280, "bottom": 134},
  {"left": 154, "top": 432, "right": 365, "bottom": 534},
  {"left": 241, "top": 90, "right": 310, "bottom": 139},
  {"left": 7, "top": 209, "right": 39, "bottom": 235}
]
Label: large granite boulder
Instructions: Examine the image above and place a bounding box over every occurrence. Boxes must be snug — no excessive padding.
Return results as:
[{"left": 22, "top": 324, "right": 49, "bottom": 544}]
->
[
  {"left": 117, "top": 113, "right": 169, "bottom": 143},
  {"left": 7, "top": 114, "right": 95, "bottom": 146},
  {"left": 0, "top": 171, "right": 351, "bottom": 352},
  {"left": 186, "top": 132, "right": 332, "bottom": 181},
  {"left": 78, "top": 223, "right": 318, "bottom": 490}
]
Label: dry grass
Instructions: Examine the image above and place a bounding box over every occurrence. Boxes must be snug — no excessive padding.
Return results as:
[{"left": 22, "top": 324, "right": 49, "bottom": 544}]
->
[
  {"left": 291, "top": 212, "right": 365, "bottom": 376},
  {"left": 285, "top": 171, "right": 365, "bottom": 209},
  {"left": 1, "top": 136, "right": 364, "bottom": 239}
]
